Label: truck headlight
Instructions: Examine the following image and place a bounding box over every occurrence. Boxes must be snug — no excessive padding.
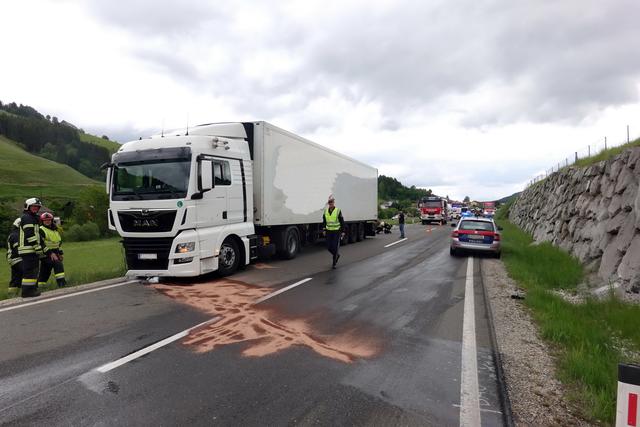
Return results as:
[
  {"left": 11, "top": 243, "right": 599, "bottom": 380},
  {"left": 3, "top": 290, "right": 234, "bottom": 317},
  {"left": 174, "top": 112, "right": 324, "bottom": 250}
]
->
[{"left": 176, "top": 242, "right": 196, "bottom": 253}]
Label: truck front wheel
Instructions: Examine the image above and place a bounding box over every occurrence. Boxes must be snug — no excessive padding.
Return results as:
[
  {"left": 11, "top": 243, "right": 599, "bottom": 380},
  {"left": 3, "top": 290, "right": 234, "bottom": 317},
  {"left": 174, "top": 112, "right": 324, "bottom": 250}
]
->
[{"left": 218, "top": 239, "right": 240, "bottom": 276}]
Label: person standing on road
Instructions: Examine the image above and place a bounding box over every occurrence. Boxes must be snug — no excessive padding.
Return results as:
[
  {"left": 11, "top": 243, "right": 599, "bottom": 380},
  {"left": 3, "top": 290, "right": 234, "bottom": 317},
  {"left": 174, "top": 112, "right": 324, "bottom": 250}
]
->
[
  {"left": 18, "top": 198, "right": 43, "bottom": 298},
  {"left": 37, "top": 212, "right": 66, "bottom": 288},
  {"left": 6, "top": 218, "right": 23, "bottom": 294},
  {"left": 322, "top": 195, "right": 345, "bottom": 269},
  {"left": 398, "top": 210, "right": 405, "bottom": 239}
]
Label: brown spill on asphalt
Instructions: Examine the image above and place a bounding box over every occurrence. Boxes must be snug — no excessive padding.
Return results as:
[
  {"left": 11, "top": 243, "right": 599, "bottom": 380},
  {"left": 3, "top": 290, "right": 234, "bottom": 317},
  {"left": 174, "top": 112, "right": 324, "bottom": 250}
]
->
[
  {"left": 153, "top": 280, "right": 380, "bottom": 363},
  {"left": 251, "top": 263, "right": 277, "bottom": 270}
]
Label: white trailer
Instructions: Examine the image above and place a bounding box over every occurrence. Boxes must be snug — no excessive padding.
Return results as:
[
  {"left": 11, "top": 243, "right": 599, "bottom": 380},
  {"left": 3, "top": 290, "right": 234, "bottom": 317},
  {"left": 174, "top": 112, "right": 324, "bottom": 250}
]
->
[{"left": 105, "top": 121, "right": 378, "bottom": 277}]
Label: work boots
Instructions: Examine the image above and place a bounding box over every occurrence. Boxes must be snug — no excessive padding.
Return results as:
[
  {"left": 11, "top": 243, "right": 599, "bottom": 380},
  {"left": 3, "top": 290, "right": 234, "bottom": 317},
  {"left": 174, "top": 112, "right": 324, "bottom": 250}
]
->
[
  {"left": 57, "top": 278, "right": 67, "bottom": 288},
  {"left": 21, "top": 285, "right": 41, "bottom": 298}
]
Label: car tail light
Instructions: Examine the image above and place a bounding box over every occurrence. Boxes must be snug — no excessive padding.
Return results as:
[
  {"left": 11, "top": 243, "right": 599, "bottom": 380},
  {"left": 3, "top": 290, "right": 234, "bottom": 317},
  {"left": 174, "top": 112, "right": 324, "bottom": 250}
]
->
[
  {"left": 494, "top": 233, "right": 500, "bottom": 241},
  {"left": 452, "top": 231, "right": 459, "bottom": 238}
]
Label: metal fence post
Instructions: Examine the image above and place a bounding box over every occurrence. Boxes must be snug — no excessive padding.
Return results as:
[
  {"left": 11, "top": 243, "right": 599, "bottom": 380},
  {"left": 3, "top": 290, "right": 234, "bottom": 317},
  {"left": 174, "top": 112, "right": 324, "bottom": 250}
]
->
[
  {"left": 605, "top": 136, "right": 607, "bottom": 151},
  {"left": 588, "top": 145, "right": 591, "bottom": 156},
  {"left": 575, "top": 152, "right": 578, "bottom": 162}
]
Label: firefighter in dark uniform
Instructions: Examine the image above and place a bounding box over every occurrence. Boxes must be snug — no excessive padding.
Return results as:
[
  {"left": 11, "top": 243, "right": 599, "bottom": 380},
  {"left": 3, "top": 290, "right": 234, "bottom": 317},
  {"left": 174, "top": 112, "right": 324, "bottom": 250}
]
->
[
  {"left": 37, "top": 212, "right": 66, "bottom": 288},
  {"left": 6, "top": 218, "right": 23, "bottom": 293},
  {"left": 322, "top": 195, "right": 345, "bottom": 269},
  {"left": 19, "top": 198, "right": 43, "bottom": 298}
]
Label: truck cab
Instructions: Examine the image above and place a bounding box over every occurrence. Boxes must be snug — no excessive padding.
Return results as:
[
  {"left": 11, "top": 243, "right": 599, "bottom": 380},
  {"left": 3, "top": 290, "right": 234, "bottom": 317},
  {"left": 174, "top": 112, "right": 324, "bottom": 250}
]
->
[{"left": 106, "top": 123, "right": 256, "bottom": 278}]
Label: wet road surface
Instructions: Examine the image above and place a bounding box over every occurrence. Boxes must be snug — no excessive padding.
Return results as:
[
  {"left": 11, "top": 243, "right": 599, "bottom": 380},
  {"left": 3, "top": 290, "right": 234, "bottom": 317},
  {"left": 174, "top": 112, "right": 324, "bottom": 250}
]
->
[{"left": 0, "top": 223, "right": 505, "bottom": 426}]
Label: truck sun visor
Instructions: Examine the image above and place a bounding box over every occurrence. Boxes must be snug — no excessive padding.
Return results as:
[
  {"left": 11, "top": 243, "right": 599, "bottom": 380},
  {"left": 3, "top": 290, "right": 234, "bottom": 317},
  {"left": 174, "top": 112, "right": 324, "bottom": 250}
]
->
[{"left": 113, "top": 147, "right": 192, "bottom": 164}]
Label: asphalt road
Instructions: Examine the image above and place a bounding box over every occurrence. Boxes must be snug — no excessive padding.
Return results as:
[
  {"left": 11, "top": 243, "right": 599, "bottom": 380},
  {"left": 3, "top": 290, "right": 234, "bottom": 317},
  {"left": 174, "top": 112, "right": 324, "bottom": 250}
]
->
[{"left": 0, "top": 223, "right": 505, "bottom": 426}]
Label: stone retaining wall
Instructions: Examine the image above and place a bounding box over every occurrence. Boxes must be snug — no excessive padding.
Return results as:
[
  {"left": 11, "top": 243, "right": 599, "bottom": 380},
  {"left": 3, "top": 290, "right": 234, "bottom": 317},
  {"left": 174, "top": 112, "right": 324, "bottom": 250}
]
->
[{"left": 509, "top": 147, "right": 640, "bottom": 292}]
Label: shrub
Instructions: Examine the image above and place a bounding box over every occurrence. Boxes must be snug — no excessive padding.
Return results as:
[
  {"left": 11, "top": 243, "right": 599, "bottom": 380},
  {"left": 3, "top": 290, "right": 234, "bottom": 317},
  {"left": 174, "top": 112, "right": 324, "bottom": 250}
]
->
[
  {"left": 64, "top": 222, "right": 100, "bottom": 241},
  {"left": 81, "top": 222, "right": 100, "bottom": 240}
]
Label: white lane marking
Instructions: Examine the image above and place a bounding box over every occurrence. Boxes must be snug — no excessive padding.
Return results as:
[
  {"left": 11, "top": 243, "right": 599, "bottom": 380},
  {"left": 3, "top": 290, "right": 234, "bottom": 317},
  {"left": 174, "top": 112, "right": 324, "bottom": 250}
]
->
[
  {"left": 384, "top": 238, "right": 407, "bottom": 248},
  {"left": 460, "top": 257, "right": 481, "bottom": 426},
  {"left": 0, "top": 280, "right": 138, "bottom": 313},
  {"left": 96, "top": 316, "right": 221, "bottom": 373},
  {"left": 254, "top": 278, "right": 313, "bottom": 305},
  {"left": 452, "top": 404, "right": 502, "bottom": 415}
]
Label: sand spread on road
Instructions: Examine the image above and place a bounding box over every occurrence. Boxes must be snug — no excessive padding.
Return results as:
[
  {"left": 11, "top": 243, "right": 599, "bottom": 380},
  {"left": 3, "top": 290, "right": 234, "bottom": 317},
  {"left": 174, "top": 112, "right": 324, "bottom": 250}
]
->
[{"left": 153, "top": 280, "right": 380, "bottom": 363}]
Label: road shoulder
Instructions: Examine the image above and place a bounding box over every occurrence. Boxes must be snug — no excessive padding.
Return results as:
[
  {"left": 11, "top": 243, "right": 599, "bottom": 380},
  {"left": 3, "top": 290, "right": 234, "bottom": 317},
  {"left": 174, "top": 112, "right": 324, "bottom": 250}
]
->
[
  {"left": 481, "top": 258, "right": 593, "bottom": 426},
  {"left": 0, "top": 277, "right": 131, "bottom": 309}
]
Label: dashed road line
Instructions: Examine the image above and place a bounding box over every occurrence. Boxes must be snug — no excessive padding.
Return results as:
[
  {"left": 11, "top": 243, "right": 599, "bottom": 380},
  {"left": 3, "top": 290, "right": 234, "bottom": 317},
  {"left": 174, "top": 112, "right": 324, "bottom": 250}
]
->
[
  {"left": 254, "top": 278, "right": 313, "bottom": 304},
  {"left": 95, "top": 316, "right": 221, "bottom": 373},
  {"left": 384, "top": 238, "right": 407, "bottom": 248}
]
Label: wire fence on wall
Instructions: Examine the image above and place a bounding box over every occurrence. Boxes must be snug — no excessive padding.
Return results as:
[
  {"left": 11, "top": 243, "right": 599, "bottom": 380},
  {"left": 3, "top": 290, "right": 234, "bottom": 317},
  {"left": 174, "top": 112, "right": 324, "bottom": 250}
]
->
[{"left": 526, "top": 125, "right": 637, "bottom": 188}]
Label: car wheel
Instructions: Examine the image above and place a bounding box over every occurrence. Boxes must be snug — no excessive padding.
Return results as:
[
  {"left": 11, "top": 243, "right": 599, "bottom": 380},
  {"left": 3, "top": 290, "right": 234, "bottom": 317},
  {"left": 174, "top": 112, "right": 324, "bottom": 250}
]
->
[
  {"left": 450, "top": 247, "right": 457, "bottom": 256},
  {"left": 356, "top": 222, "right": 365, "bottom": 241},
  {"left": 495, "top": 251, "right": 501, "bottom": 259},
  {"left": 218, "top": 239, "right": 240, "bottom": 276}
]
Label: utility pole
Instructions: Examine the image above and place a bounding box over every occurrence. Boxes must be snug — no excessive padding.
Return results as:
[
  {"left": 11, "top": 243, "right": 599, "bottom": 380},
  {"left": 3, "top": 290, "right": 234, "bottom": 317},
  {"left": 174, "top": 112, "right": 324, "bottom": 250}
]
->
[
  {"left": 628, "top": 125, "right": 630, "bottom": 143},
  {"left": 605, "top": 136, "right": 607, "bottom": 151}
]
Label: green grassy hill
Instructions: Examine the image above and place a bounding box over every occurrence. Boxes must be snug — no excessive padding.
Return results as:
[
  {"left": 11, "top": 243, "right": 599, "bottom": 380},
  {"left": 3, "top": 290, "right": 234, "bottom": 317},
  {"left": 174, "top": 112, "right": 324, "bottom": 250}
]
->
[
  {"left": 79, "top": 131, "right": 121, "bottom": 154},
  {"left": 0, "top": 135, "right": 101, "bottom": 202}
]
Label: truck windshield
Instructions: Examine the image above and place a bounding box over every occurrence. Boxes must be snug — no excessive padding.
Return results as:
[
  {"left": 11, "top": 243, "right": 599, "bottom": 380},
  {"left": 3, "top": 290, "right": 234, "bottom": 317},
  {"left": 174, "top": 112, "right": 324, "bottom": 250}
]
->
[{"left": 112, "top": 160, "right": 190, "bottom": 201}]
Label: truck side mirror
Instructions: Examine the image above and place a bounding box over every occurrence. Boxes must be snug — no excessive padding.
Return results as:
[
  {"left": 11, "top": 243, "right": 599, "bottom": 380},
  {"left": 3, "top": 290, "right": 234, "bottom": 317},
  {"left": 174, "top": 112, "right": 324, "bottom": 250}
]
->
[
  {"left": 200, "top": 160, "right": 213, "bottom": 191},
  {"left": 105, "top": 166, "right": 112, "bottom": 195}
]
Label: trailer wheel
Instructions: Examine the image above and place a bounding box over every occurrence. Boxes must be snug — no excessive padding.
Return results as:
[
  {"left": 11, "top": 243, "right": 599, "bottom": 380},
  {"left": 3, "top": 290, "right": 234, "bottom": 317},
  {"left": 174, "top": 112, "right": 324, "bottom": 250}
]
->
[
  {"left": 279, "top": 226, "right": 300, "bottom": 260},
  {"left": 345, "top": 223, "right": 355, "bottom": 243},
  {"left": 356, "top": 223, "right": 365, "bottom": 241},
  {"left": 218, "top": 239, "right": 240, "bottom": 276}
]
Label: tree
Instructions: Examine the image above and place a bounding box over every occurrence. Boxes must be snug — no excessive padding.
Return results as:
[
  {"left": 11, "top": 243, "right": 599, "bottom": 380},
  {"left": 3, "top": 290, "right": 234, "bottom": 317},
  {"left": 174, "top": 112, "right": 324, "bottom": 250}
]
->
[{"left": 463, "top": 196, "right": 470, "bottom": 203}]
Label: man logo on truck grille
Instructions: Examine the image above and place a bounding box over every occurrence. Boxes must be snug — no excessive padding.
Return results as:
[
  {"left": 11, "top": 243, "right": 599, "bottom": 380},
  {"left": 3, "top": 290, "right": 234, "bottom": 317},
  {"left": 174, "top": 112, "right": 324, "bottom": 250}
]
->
[{"left": 133, "top": 219, "right": 159, "bottom": 227}]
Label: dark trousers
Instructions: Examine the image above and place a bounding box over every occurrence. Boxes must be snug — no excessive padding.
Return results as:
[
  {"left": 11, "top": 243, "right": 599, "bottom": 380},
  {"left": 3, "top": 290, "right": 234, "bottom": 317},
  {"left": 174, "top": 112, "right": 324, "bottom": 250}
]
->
[
  {"left": 326, "top": 232, "right": 341, "bottom": 262},
  {"left": 38, "top": 256, "right": 65, "bottom": 286},
  {"left": 399, "top": 223, "right": 405, "bottom": 238},
  {"left": 21, "top": 253, "right": 39, "bottom": 287},
  {"left": 10, "top": 262, "right": 22, "bottom": 288}
]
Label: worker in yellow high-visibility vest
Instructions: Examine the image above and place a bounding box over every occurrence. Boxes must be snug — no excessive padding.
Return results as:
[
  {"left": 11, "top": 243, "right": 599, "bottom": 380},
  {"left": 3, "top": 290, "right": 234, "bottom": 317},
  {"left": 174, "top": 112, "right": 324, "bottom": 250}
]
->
[
  {"left": 37, "top": 212, "right": 66, "bottom": 288},
  {"left": 322, "top": 195, "right": 345, "bottom": 269}
]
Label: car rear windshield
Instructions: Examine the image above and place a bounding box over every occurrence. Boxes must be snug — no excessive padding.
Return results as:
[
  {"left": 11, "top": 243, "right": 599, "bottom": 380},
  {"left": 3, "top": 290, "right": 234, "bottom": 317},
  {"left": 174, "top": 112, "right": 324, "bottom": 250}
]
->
[{"left": 459, "top": 220, "right": 495, "bottom": 232}]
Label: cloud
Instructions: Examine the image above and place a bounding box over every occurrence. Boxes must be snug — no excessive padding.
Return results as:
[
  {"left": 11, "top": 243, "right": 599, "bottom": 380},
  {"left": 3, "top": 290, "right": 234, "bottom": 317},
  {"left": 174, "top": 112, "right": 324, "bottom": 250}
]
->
[{"left": 2, "top": 0, "right": 639, "bottom": 201}]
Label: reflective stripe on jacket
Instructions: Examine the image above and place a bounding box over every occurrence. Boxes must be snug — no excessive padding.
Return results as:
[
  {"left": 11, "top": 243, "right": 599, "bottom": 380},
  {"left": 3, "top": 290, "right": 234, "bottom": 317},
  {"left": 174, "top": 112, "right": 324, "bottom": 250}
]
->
[
  {"left": 6, "top": 232, "right": 22, "bottom": 265},
  {"left": 324, "top": 207, "right": 341, "bottom": 231},
  {"left": 18, "top": 212, "right": 41, "bottom": 255}
]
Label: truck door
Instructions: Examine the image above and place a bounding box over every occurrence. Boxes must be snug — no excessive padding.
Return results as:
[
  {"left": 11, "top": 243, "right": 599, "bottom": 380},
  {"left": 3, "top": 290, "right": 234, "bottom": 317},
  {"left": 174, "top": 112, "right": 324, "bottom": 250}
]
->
[
  {"left": 226, "top": 159, "right": 246, "bottom": 224},
  {"left": 198, "top": 158, "right": 232, "bottom": 227}
]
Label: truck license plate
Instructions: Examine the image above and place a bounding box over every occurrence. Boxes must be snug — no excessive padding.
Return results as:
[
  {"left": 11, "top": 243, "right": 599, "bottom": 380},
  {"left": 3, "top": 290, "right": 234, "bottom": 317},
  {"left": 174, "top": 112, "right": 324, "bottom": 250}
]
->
[{"left": 138, "top": 253, "right": 157, "bottom": 260}]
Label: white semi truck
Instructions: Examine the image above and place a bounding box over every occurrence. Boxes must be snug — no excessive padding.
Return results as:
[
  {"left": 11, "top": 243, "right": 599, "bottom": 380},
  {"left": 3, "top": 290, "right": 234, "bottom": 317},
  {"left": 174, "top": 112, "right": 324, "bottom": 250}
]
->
[{"left": 105, "top": 121, "right": 378, "bottom": 277}]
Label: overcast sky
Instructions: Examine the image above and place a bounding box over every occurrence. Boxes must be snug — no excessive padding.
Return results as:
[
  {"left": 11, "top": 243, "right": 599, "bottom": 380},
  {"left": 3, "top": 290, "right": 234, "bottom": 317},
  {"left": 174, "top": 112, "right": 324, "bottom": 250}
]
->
[{"left": 2, "top": 0, "right": 639, "bottom": 201}]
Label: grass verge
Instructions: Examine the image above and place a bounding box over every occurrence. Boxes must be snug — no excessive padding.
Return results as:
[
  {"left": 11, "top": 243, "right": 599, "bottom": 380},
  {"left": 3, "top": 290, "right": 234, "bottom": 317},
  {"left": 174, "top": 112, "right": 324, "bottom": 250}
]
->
[
  {"left": 574, "top": 137, "right": 640, "bottom": 168},
  {"left": 1, "top": 238, "right": 125, "bottom": 300},
  {"left": 495, "top": 207, "right": 640, "bottom": 424}
]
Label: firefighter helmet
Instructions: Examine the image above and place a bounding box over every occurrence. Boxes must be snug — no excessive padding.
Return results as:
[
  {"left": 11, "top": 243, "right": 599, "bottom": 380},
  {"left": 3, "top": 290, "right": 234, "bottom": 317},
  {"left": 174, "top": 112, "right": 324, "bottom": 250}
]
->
[
  {"left": 24, "top": 198, "right": 42, "bottom": 210},
  {"left": 40, "top": 212, "right": 54, "bottom": 221}
]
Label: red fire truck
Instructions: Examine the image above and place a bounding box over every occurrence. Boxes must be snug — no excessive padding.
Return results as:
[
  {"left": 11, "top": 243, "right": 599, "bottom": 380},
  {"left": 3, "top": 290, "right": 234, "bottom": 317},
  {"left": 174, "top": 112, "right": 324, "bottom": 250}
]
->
[
  {"left": 418, "top": 196, "right": 448, "bottom": 225},
  {"left": 482, "top": 201, "right": 496, "bottom": 218}
]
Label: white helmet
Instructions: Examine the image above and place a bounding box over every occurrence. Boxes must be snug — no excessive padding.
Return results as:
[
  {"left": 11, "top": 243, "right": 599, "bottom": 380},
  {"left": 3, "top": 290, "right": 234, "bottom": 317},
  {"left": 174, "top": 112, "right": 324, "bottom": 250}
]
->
[{"left": 24, "top": 197, "right": 42, "bottom": 210}]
